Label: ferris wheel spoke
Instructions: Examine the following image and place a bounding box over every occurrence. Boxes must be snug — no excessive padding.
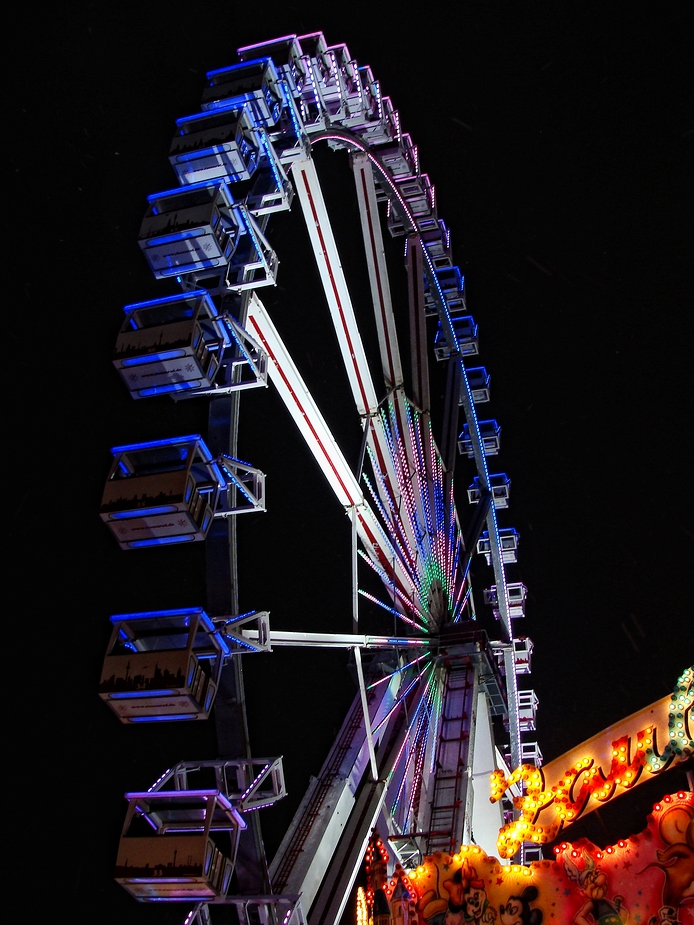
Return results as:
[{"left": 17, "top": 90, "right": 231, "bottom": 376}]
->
[
  {"left": 351, "top": 151, "right": 404, "bottom": 392},
  {"left": 360, "top": 470, "right": 421, "bottom": 589},
  {"left": 364, "top": 395, "right": 467, "bottom": 627},
  {"left": 380, "top": 662, "right": 451, "bottom": 869},
  {"left": 357, "top": 587, "right": 429, "bottom": 634},
  {"left": 246, "top": 293, "right": 363, "bottom": 509},
  {"left": 365, "top": 651, "right": 434, "bottom": 691},
  {"left": 388, "top": 690, "right": 431, "bottom": 830},
  {"left": 371, "top": 658, "right": 436, "bottom": 739},
  {"left": 290, "top": 155, "right": 379, "bottom": 417},
  {"left": 356, "top": 545, "right": 431, "bottom": 624}
]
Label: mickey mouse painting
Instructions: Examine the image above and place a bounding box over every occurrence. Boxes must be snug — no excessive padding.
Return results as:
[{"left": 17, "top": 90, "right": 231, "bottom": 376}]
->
[{"left": 499, "top": 885, "right": 544, "bottom": 925}]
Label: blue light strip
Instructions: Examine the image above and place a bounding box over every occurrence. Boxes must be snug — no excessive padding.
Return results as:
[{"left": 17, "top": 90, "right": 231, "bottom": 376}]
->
[
  {"left": 407, "top": 707, "right": 431, "bottom": 829},
  {"left": 123, "top": 290, "right": 215, "bottom": 314},
  {"left": 144, "top": 229, "right": 207, "bottom": 247},
  {"left": 236, "top": 206, "right": 267, "bottom": 274},
  {"left": 110, "top": 690, "right": 177, "bottom": 699},
  {"left": 111, "top": 434, "right": 204, "bottom": 454},
  {"left": 146, "top": 178, "right": 230, "bottom": 204},
  {"left": 403, "top": 697, "right": 431, "bottom": 828},
  {"left": 175, "top": 105, "right": 244, "bottom": 128},
  {"left": 206, "top": 57, "right": 269, "bottom": 79},
  {"left": 258, "top": 129, "right": 283, "bottom": 194},
  {"left": 110, "top": 607, "right": 205, "bottom": 624},
  {"left": 427, "top": 669, "right": 443, "bottom": 776},
  {"left": 121, "top": 349, "right": 188, "bottom": 367},
  {"left": 128, "top": 534, "right": 196, "bottom": 548},
  {"left": 139, "top": 382, "right": 202, "bottom": 397},
  {"left": 278, "top": 79, "right": 304, "bottom": 142},
  {"left": 223, "top": 319, "right": 257, "bottom": 372},
  {"left": 218, "top": 463, "right": 254, "bottom": 503},
  {"left": 223, "top": 634, "right": 262, "bottom": 652},
  {"left": 110, "top": 505, "right": 178, "bottom": 519},
  {"left": 220, "top": 453, "right": 254, "bottom": 468}
]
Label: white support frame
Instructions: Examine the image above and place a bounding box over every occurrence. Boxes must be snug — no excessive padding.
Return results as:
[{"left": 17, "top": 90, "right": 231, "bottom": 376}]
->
[
  {"left": 351, "top": 152, "right": 403, "bottom": 392},
  {"left": 290, "top": 155, "right": 379, "bottom": 417}
]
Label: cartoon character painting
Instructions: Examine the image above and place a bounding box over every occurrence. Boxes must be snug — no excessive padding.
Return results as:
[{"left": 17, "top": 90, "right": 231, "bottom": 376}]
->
[
  {"left": 447, "top": 861, "right": 496, "bottom": 925},
  {"left": 563, "top": 850, "right": 627, "bottom": 925},
  {"left": 642, "top": 801, "right": 694, "bottom": 925},
  {"left": 385, "top": 793, "right": 694, "bottom": 925},
  {"left": 416, "top": 859, "right": 462, "bottom": 924},
  {"left": 499, "top": 885, "right": 543, "bottom": 925},
  {"left": 417, "top": 858, "right": 497, "bottom": 924}
]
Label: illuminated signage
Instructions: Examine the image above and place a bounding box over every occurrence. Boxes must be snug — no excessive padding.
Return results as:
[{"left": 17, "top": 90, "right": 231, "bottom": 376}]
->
[
  {"left": 490, "top": 667, "right": 693, "bottom": 857},
  {"left": 393, "top": 791, "right": 693, "bottom": 925}
]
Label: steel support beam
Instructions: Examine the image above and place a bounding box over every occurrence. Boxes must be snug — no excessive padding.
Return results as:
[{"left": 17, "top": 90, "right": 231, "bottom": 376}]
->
[
  {"left": 291, "top": 155, "right": 379, "bottom": 417},
  {"left": 351, "top": 151, "right": 403, "bottom": 392},
  {"left": 307, "top": 679, "right": 428, "bottom": 925}
]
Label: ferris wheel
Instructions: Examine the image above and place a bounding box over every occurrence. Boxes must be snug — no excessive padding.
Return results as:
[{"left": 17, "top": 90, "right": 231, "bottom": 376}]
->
[{"left": 98, "top": 30, "right": 542, "bottom": 925}]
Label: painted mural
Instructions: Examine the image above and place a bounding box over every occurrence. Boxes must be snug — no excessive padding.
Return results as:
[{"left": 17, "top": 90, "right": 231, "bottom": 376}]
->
[{"left": 359, "top": 790, "right": 694, "bottom": 924}]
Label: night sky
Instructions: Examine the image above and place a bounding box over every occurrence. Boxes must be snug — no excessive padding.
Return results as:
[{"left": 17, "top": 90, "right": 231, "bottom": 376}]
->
[{"left": 8, "top": 3, "right": 692, "bottom": 922}]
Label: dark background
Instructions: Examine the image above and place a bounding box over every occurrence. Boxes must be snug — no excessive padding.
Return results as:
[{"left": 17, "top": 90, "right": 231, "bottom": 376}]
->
[{"left": 7, "top": 2, "right": 692, "bottom": 921}]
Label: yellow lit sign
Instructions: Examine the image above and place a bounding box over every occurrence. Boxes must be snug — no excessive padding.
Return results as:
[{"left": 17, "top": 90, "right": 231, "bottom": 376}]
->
[{"left": 491, "top": 666, "right": 693, "bottom": 858}]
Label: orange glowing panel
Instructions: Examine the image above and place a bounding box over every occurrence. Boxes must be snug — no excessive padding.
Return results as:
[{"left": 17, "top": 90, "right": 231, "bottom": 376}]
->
[{"left": 491, "top": 667, "right": 693, "bottom": 857}]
